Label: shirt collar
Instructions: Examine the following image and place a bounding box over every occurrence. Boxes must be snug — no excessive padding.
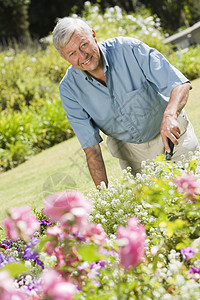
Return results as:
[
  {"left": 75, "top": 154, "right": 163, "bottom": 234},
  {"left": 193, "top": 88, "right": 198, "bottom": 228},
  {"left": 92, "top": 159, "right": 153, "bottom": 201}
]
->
[{"left": 98, "top": 42, "right": 109, "bottom": 74}]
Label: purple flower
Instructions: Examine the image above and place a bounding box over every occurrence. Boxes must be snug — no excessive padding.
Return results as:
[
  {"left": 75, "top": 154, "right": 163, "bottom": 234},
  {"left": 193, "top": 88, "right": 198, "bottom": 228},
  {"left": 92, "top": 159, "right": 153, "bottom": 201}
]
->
[
  {"left": 98, "top": 260, "right": 107, "bottom": 268},
  {"left": 0, "top": 252, "right": 16, "bottom": 269},
  {"left": 0, "top": 253, "right": 6, "bottom": 268},
  {"left": 189, "top": 266, "right": 200, "bottom": 274},
  {"left": 6, "top": 256, "right": 16, "bottom": 263},
  {"left": 23, "top": 245, "right": 39, "bottom": 260},
  {"left": 18, "top": 275, "right": 42, "bottom": 296},
  {"left": 23, "top": 236, "right": 44, "bottom": 269},
  {"left": 39, "top": 219, "right": 52, "bottom": 226},
  {"left": 180, "top": 247, "right": 195, "bottom": 261},
  {"left": 0, "top": 239, "right": 12, "bottom": 250}
]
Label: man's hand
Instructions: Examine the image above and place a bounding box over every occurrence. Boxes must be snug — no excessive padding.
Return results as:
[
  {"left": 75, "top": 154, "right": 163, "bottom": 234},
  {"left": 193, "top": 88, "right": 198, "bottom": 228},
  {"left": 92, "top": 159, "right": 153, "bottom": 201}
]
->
[
  {"left": 84, "top": 144, "right": 108, "bottom": 188},
  {"left": 160, "top": 114, "right": 180, "bottom": 153},
  {"left": 160, "top": 82, "right": 192, "bottom": 153}
]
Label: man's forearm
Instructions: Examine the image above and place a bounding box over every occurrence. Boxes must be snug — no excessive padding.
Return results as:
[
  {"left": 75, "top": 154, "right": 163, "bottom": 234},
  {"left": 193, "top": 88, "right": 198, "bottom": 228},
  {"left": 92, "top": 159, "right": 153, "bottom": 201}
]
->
[
  {"left": 163, "top": 82, "right": 192, "bottom": 118},
  {"left": 84, "top": 144, "right": 108, "bottom": 188}
]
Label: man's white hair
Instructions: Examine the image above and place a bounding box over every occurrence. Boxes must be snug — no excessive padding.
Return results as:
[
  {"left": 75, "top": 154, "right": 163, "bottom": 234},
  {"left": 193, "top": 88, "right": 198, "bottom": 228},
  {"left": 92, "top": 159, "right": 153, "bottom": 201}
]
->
[{"left": 53, "top": 17, "right": 93, "bottom": 55}]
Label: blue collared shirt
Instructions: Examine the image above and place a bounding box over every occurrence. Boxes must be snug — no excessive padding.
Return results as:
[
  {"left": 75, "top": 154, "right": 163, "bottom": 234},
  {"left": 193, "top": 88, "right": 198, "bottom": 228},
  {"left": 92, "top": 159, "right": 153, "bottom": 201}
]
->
[{"left": 59, "top": 37, "right": 188, "bottom": 149}]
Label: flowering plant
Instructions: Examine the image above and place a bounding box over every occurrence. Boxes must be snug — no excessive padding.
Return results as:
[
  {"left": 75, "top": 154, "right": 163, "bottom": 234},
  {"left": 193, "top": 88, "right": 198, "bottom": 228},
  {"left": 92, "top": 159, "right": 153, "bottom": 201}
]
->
[{"left": 1, "top": 149, "right": 200, "bottom": 298}]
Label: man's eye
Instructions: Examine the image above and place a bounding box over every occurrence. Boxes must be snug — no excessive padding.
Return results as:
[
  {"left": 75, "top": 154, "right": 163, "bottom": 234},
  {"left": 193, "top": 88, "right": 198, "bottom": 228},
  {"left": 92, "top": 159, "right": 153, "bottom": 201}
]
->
[
  {"left": 69, "top": 52, "right": 74, "bottom": 56},
  {"left": 82, "top": 43, "right": 87, "bottom": 48}
]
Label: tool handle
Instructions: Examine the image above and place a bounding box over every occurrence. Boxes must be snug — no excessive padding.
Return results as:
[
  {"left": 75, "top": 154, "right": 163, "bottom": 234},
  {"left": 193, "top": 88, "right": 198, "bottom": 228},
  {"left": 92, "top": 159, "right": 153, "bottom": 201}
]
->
[{"left": 165, "top": 138, "right": 174, "bottom": 160}]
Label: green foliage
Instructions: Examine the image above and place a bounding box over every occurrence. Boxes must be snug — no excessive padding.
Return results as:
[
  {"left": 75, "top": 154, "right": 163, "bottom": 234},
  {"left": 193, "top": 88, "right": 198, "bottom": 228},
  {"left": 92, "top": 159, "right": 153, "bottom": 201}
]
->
[
  {"left": 169, "top": 46, "right": 200, "bottom": 81},
  {"left": 89, "top": 149, "right": 200, "bottom": 249},
  {"left": 84, "top": 150, "right": 200, "bottom": 298},
  {"left": 0, "top": 0, "right": 30, "bottom": 45},
  {"left": 0, "top": 45, "right": 69, "bottom": 110},
  {"left": 0, "top": 98, "right": 74, "bottom": 171},
  {"left": 1, "top": 262, "right": 27, "bottom": 278},
  {"left": 141, "top": 0, "right": 200, "bottom": 34}
]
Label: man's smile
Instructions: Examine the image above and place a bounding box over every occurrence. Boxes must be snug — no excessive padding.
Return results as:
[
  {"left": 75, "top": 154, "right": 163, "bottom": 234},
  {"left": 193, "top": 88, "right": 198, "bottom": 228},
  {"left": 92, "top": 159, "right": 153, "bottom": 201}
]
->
[{"left": 82, "top": 57, "right": 92, "bottom": 66}]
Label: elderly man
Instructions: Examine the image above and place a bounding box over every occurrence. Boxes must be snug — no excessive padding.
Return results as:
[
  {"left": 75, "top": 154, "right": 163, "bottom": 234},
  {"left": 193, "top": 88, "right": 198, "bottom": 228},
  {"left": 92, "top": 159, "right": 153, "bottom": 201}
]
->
[{"left": 52, "top": 17, "right": 199, "bottom": 188}]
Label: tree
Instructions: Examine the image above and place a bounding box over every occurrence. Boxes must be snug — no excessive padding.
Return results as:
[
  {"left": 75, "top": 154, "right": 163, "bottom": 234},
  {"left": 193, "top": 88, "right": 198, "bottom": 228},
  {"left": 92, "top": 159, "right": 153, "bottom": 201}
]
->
[
  {"left": 0, "top": 0, "right": 30, "bottom": 45},
  {"left": 140, "top": 0, "right": 200, "bottom": 34}
]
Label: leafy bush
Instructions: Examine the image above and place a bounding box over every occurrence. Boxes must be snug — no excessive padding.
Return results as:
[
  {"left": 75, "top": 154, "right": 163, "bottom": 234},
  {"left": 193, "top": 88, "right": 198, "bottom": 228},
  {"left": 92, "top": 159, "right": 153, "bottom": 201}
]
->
[
  {"left": 169, "top": 46, "right": 200, "bottom": 80},
  {"left": 1, "top": 151, "right": 200, "bottom": 298},
  {"left": 0, "top": 45, "right": 69, "bottom": 111},
  {"left": 0, "top": 98, "right": 74, "bottom": 171}
]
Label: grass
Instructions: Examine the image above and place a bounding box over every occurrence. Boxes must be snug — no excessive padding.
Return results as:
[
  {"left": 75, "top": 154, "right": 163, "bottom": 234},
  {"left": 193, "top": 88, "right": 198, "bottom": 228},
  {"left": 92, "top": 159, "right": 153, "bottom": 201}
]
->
[
  {"left": 0, "top": 133, "right": 121, "bottom": 222},
  {"left": 0, "top": 77, "right": 200, "bottom": 223}
]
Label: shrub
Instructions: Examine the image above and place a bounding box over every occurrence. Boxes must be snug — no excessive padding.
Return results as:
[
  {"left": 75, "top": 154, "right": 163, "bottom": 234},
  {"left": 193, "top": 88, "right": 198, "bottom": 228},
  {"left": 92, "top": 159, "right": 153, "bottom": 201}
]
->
[{"left": 0, "top": 98, "right": 74, "bottom": 171}]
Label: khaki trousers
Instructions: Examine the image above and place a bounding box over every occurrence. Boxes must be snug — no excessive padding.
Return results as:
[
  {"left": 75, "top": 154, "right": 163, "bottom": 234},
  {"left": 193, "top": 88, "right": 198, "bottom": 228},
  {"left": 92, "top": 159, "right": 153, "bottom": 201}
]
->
[{"left": 106, "top": 110, "right": 199, "bottom": 175}]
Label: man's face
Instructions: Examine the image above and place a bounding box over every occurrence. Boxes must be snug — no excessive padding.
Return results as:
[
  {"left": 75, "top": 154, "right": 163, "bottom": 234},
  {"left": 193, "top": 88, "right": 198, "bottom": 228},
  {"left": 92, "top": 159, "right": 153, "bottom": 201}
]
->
[{"left": 61, "top": 28, "right": 102, "bottom": 74}]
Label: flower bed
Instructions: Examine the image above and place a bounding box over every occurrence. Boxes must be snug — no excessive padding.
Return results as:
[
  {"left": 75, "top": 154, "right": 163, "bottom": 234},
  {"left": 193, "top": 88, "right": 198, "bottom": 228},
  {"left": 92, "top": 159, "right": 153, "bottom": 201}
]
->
[{"left": 1, "top": 150, "right": 200, "bottom": 299}]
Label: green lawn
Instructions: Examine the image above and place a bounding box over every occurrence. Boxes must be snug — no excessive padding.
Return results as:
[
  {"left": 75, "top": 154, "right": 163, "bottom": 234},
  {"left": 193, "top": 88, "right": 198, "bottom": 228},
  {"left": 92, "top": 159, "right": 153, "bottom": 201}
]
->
[{"left": 0, "top": 77, "right": 200, "bottom": 222}]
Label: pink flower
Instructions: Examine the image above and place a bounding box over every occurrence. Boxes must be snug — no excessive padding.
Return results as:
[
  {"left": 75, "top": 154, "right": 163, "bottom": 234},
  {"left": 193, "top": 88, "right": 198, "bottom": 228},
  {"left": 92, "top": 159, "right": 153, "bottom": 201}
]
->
[
  {"left": 174, "top": 173, "right": 200, "bottom": 202},
  {"left": 85, "top": 223, "right": 107, "bottom": 245},
  {"left": 54, "top": 247, "right": 66, "bottom": 268},
  {"left": 3, "top": 205, "right": 40, "bottom": 241},
  {"left": 117, "top": 217, "right": 146, "bottom": 270},
  {"left": 180, "top": 247, "right": 196, "bottom": 261},
  {"left": 41, "top": 269, "right": 76, "bottom": 300},
  {"left": 43, "top": 190, "right": 92, "bottom": 231},
  {"left": 0, "top": 270, "right": 27, "bottom": 299}
]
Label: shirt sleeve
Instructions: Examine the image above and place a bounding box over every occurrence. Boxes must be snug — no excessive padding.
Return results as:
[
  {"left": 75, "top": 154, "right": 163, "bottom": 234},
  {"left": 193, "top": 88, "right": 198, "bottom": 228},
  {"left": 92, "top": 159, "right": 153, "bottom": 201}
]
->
[
  {"left": 132, "top": 40, "right": 189, "bottom": 96},
  {"left": 59, "top": 83, "right": 103, "bottom": 149}
]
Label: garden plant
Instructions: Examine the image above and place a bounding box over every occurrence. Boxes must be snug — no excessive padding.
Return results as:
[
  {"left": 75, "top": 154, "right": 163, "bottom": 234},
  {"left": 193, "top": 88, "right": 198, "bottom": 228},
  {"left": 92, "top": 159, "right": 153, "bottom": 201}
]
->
[{"left": 1, "top": 149, "right": 200, "bottom": 299}]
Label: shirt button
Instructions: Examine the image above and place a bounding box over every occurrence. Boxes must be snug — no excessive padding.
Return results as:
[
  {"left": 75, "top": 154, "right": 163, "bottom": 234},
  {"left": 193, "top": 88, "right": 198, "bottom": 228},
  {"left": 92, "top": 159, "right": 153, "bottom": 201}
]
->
[{"left": 121, "top": 111, "right": 125, "bottom": 115}]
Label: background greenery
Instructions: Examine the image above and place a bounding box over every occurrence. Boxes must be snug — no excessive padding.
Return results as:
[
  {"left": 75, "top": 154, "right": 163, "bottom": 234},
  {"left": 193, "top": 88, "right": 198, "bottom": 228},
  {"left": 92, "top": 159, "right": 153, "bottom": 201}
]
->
[{"left": 0, "top": 0, "right": 200, "bottom": 45}]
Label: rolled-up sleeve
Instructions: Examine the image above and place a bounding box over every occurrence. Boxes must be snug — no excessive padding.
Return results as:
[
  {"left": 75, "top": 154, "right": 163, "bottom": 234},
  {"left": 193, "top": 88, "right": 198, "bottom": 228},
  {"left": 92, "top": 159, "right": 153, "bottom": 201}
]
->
[
  {"left": 132, "top": 41, "right": 189, "bottom": 96},
  {"left": 59, "top": 84, "right": 102, "bottom": 149}
]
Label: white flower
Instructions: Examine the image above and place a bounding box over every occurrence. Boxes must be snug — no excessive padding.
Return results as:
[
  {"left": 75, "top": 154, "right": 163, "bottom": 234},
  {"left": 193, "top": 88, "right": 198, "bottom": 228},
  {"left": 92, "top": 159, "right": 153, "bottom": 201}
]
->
[
  {"left": 151, "top": 246, "right": 159, "bottom": 256},
  {"left": 25, "top": 275, "right": 32, "bottom": 283},
  {"left": 161, "top": 294, "right": 173, "bottom": 300},
  {"left": 25, "top": 261, "right": 32, "bottom": 270},
  {"left": 175, "top": 274, "right": 185, "bottom": 286},
  {"left": 84, "top": 1, "right": 91, "bottom": 7}
]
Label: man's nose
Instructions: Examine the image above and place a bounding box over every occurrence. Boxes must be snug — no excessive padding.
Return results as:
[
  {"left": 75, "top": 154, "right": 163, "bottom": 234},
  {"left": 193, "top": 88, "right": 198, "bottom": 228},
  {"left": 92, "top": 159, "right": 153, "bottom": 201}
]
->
[{"left": 78, "top": 49, "right": 87, "bottom": 59}]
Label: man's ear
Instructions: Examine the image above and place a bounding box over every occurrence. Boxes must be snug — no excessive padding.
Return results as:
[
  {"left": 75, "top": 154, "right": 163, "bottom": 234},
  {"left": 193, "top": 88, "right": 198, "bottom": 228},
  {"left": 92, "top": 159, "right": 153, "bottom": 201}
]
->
[{"left": 92, "top": 29, "right": 97, "bottom": 42}]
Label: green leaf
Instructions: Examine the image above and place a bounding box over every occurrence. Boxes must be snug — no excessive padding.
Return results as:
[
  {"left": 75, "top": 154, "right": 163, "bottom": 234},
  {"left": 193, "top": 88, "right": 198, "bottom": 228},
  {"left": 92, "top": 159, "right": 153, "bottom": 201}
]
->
[
  {"left": 77, "top": 244, "right": 104, "bottom": 262},
  {"left": 1, "top": 262, "right": 27, "bottom": 277},
  {"left": 166, "top": 219, "right": 186, "bottom": 238},
  {"left": 188, "top": 160, "right": 197, "bottom": 170},
  {"left": 176, "top": 239, "right": 190, "bottom": 250},
  {"left": 154, "top": 154, "right": 164, "bottom": 162}
]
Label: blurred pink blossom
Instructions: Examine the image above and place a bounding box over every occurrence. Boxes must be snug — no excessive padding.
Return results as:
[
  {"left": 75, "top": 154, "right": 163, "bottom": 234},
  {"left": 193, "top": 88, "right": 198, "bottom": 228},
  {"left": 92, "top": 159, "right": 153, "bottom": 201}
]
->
[
  {"left": 85, "top": 223, "right": 107, "bottom": 245},
  {"left": 41, "top": 269, "right": 76, "bottom": 300},
  {"left": 174, "top": 172, "right": 200, "bottom": 202},
  {"left": 117, "top": 217, "right": 146, "bottom": 270},
  {"left": 54, "top": 247, "right": 66, "bottom": 268},
  {"left": 0, "top": 270, "right": 27, "bottom": 299},
  {"left": 43, "top": 190, "right": 92, "bottom": 231},
  {"left": 3, "top": 205, "right": 40, "bottom": 241}
]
